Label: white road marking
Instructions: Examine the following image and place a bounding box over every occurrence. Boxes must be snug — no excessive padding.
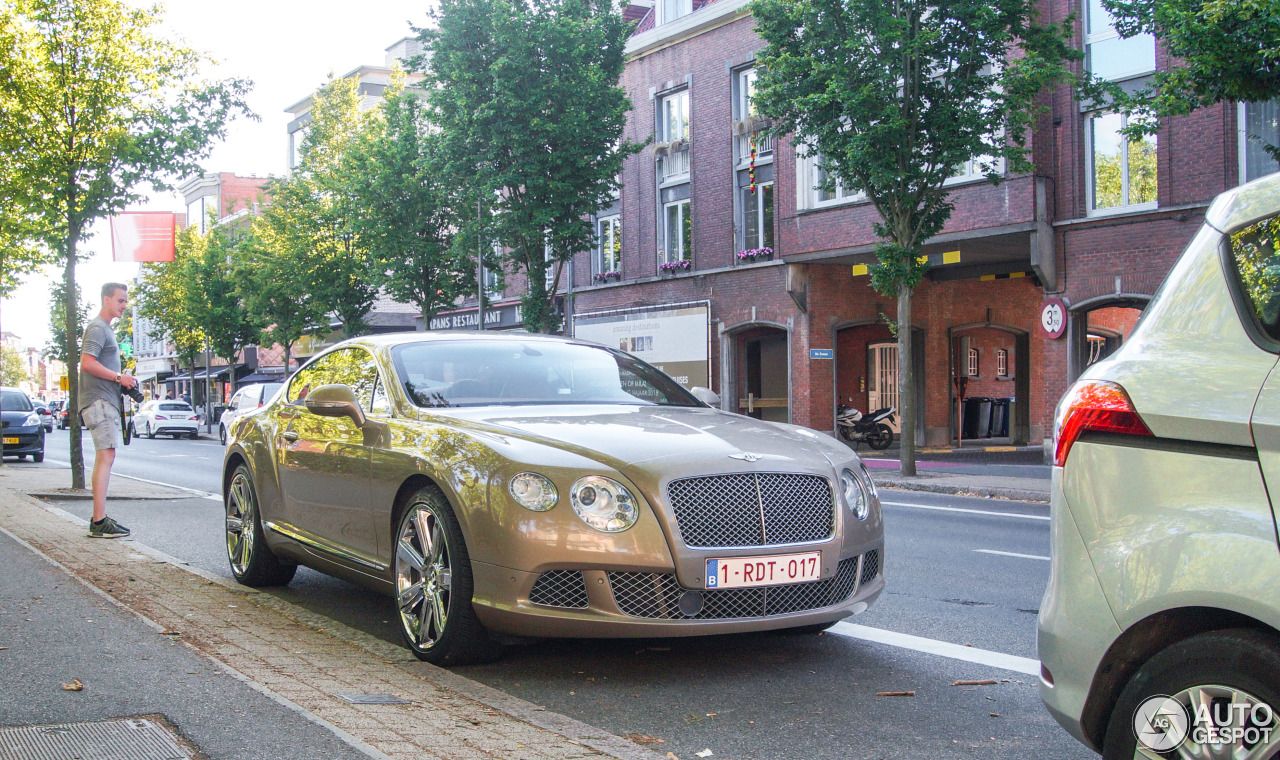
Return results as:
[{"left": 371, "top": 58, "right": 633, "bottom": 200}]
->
[
  {"left": 974, "top": 549, "right": 1050, "bottom": 561},
  {"left": 881, "top": 501, "right": 1050, "bottom": 521},
  {"left": 829, "top": 622, "right": 1041, "bottom": 676}
]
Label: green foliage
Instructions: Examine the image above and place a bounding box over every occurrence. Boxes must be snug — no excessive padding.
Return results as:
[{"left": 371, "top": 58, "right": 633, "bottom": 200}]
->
[
  {"left": 343, "top": 73, "right": 477, "bottom": 324},
  {"left": 1093, "top": 0, "right": 1280, "bottom": 158},
  {"left": 43, "top": 278, "right": 89, "bottom": 365},
  {"left": 135, "top": 229, "right": 208, "bottom": 373},
  {"left": 422, "top": 0, "right": 641, "bottom": 334},
  {"left": 1, "top": 347, "right": 28, "bottom": 386},
  {"left": 243, "top": 207, "right": 330, "bottom": 373},
  {"left": 0, "top": 0, "right": 252, "bottom": 485}
]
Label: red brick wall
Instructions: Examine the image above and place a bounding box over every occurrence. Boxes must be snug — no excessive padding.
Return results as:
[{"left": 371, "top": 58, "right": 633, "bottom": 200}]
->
[{"left": 216, "top": 173, "right": 270, "bottom": 219}]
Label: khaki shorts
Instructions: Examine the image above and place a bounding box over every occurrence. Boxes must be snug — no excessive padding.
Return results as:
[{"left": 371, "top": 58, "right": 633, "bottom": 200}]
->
[{"left": 81, "top": 398, "right": 121, "bottom": 451}]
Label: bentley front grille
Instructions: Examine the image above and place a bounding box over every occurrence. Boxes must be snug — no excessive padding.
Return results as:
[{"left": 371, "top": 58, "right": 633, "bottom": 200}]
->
[
  {"left": 608, "top": 556, "right": 860, "bottom": 620},
  {"left": 529, "top": 570, "right": 589, "bottom": 609},
  {"left": 667, "top": 473, "right": 835, "bottom": 548}
]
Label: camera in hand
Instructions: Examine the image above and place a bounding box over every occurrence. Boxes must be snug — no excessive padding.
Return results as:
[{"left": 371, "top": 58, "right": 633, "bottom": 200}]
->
[{"left": 123, "top": 385, "right": 144, "bottom": 404}]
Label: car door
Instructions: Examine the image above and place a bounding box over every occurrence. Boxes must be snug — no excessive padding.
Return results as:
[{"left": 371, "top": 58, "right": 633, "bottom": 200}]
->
[
  {"left": 1234, "top": 211, "right": 1280, "bottom": 537},
  {"left": 275, "top": 348, "right": 379, "bottom": 569}
]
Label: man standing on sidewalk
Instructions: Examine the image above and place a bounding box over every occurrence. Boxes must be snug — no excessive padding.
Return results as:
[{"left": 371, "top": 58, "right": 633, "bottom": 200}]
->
[{"left": 79, "top": 282, "right": 139, "bottom": 538}]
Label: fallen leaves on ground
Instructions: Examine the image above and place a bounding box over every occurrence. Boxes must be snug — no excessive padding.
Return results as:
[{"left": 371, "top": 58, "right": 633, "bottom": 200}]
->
[
  {"left": 696, "top": 750, "right": 714, "bottom": 758},
  {"left": 623, "top": 733, "right": 664, "bottom": 745},
  {"left": 61, "top": 679, "right": 83, "bottom": 691}
]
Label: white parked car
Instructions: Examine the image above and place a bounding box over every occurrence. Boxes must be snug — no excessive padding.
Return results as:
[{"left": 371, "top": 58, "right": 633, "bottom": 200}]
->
[
  {"left": 133, "top": 400, "right": 200, "bottom": 439},
  {"left": 219, "top": 382, "right": 282, "bottom": 445}
]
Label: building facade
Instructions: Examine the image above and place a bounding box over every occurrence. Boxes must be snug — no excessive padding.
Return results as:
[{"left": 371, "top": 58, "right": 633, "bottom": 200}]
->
[{"left": 536, "top": 0, "right": 1276, "bottom": 448}]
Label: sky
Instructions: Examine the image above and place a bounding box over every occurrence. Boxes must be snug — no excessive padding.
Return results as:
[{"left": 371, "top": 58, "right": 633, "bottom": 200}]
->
[{"left": 0, "top": 0, "right": 435, "bottom": 351}]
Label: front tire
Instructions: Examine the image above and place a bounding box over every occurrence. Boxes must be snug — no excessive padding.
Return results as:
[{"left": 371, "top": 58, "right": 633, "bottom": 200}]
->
[
  {"left": 867, "top": 423, "right": 894, "bottom": 450},
  {"left": 1102, "top": 629, "right": 1280, "bottom": 760},
  {"left": 394, "top": 487, "right": 500, "bottom": 665},
  {"left": 219, "top": 425, "right": 226, "bottom": 445},
  {"left": 225, "top": 464, "right": 296, "bottom": 587},
  {"left": 32, "top": 451, "right": 43, "bottom": 463}
]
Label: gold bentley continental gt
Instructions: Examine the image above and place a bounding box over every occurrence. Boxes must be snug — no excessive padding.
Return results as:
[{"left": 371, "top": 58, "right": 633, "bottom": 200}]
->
[{"left": 222, "top": 332, "right": 884, "bottom": 664}]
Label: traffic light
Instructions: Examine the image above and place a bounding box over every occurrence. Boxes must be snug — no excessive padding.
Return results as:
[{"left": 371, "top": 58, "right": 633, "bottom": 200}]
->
[{"left": 120, "top": 338, "right": 133, "bottom": 358}]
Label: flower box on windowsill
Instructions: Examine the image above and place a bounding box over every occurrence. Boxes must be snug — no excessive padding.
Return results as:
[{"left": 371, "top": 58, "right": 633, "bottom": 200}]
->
[
  {"left": 591, "top": 271, "right": 621, "bottom": 285},
  {"left": 736, "top": 247, "right": 774, "bottom": 265},
  {"left": 659, "top": 260, "right": 692, "bottom": 276}
]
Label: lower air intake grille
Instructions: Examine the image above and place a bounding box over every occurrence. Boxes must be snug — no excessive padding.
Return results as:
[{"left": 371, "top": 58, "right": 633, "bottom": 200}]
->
[
  {"left": 860, "top": 549, "right": 880, "bottom": 585},
  {"left": 529, "top": 570, "right": 589, "bottom": 609},
  {"left": 609, "top": 557, "right": 860, "bottom": 620}
]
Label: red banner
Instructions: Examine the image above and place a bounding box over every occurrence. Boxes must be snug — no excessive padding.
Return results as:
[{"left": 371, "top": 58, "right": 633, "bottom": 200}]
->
[{"left": 110, "top": 212, "right": 176, "bottom": 262}]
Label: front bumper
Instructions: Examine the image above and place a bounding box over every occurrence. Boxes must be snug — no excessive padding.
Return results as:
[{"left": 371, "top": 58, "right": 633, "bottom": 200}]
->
[
  {"left": 2, "top": 426, "right": 45, "bottom": 456},
  {"left": 471, "top": 543, "right": 884, "bottom": 639},
  {"left": 1037, "top": 469, "right": 1123, "bottom": 751}
]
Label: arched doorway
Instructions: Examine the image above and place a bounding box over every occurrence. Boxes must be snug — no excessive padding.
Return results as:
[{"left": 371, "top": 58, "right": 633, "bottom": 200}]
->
[
  {"left": 722, "top": 324, "right": 790, "bottom": 423},
  {"left": 1067, "top": 296, "right": 1150, "bottom": 382},
  {"left": 948, "top": 322, "right": 1031, "bottom": 445},
  {"left": 834, "top": 320, "right": 926, "bottom": 441}
]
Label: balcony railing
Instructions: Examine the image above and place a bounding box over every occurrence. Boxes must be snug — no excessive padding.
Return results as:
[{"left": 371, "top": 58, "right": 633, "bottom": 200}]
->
[
  {"left": 660, "top": 146, "right": 690, "bottom": 182},
  {"left": 737, "top": 131, "right": 774, "bottom": 164}
]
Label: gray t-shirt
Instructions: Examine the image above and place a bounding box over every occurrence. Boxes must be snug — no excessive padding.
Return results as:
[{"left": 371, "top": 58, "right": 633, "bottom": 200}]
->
[{"left": 80, "top": 316, "right": 121, "bottom": 413}]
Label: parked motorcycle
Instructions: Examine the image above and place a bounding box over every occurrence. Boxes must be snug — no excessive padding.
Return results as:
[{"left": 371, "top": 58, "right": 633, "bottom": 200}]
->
[{"left": 836, "top": 404, "right": 896, "bottom": 450}]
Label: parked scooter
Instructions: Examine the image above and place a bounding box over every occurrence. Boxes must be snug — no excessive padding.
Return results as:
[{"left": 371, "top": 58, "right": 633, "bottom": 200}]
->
[{"left": 836, "top": 404, "right": 896, "bottom": 450}]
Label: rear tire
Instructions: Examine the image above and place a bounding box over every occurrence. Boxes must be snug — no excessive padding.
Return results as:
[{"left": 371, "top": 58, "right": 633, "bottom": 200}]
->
[
  {"left": 146, "top": 423, "right": 154, "bottom": 439},
  {"left": 225, "top": 464, "right": 296, "bottom": 587},
  {"left": 16, "top": 454, "right": 25, "bottom": 461},
  {"left": 868, "top": 423, "right": 893, "bottom": 451},
  {"left": 394, "top": 487, "right": 501, "bottom": 665},
  {"left": 1101, "top": 629, "right": 1280, "bottom": 760}
]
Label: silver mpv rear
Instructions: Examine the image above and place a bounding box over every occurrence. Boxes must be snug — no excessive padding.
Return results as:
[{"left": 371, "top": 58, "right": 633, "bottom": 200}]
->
[{"left": 1040, "top": 172, "right": 1280, "bottom": 759}]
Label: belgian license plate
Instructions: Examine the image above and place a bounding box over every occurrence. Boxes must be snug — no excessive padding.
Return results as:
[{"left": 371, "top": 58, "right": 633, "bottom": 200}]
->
[
  {"left": 706, "top": 552, "right": 821, "bottom": 589},
  {"left": 2, "top": 437, "right": 17, "bottom": 445}
]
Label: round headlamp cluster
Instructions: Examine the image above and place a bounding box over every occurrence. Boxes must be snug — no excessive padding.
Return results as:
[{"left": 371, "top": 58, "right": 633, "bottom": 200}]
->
[
  {"left": 509, "top": 472, "right": 558, "bottom": 512},
  {"left": 840, "top": 466, "right": 874, "bottom": 521},
  {"left": 22, "top": 413, "right": 40, "bottom": 428},
  {"left": 571, "top": 476, "right": 639, "bottom": 533}
]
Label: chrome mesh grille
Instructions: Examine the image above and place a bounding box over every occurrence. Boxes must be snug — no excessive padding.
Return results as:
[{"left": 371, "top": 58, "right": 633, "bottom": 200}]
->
[
  {"left": 667, "top": 473, "right": 835, "bottom": 548},
  {"left": 529, "top": 570, "right": 589, "bottom": 609},
  {"left": 860, "top": 549, "right": 880, "bottom": 585},
  {"left": 608, "top": 557, "right": 860, "bottom": 620}
]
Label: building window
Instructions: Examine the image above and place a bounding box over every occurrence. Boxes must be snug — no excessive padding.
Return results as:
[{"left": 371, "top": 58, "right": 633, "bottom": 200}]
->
[
  {"left": 1089, "top": 112, "right": 1157, "bottom": 212},
  {"left": 967, "top": 347, "right": 980, "bottom": 377},
  {"left": 737, "top": 68, "right": 757, "bottom": 121},
  {"left": 1085, "top": 0, "right": 1155, "bottom": 81},
  {"left": 663, "top": 199, "right": 692, "bottom": 264},
  {"left": 1241, "top": 101, "right": 1280, "bottom": 184},
  {"left": 658, "top": 0, "right": 692, "bottom": 25},
  {"left": 741, "top": 183, "right": 774, "bottom": 253},
  {"left": 482, "top": 255, "right": 502, "bottom": 299},
  {"left": 288, "top": 126, "right": 309, "bottom": 169},
  {"left": 186, "top": 197, "right": 209, "bottom": 234},
  {"left": 996, "top": 349, "right": 1008, "bottom": 378},
  {"left": 595, "top": 215, "right": 621, "bottom": 278},
  {"left": 659, "top": 89, "right": 690, "bottom": 144}
]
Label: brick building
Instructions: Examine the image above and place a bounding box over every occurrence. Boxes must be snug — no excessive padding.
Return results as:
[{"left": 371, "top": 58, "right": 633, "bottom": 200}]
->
[{"left": 502, "top": 0, "right": 1279, "bottom": 448}]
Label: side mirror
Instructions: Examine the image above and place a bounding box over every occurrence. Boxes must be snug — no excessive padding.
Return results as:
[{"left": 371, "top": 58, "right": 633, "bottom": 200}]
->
[
  {"left": 305, "top": 384, "right": 367, "bottom": 428},
  {"left": 690, "top": 386, "right": 721, "bottom": 407}
]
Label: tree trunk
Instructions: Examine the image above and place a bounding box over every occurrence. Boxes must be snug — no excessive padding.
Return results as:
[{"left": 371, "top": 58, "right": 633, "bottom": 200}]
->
[
  {"left": 65, "top": 241, "right": 84, "bottom": 489},
  {"left": 283, "top": 342, "right": 292, "bottom": 378},
  {"left": 897, "top": 281, "right": 916, "bottom": 476}
]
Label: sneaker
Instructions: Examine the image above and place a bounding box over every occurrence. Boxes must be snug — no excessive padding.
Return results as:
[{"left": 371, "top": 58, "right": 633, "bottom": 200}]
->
[{"left": 88, "top": 516, "right": 130, "bottom": 539}]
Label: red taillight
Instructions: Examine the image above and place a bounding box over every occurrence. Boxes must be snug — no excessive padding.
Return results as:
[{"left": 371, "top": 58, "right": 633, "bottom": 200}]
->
[
  {"left": 1054, "top": 380, "right": 1152, "bottom": 467},
  {"left": 155, "top": 415, "right": 168, "bottom": 420}
]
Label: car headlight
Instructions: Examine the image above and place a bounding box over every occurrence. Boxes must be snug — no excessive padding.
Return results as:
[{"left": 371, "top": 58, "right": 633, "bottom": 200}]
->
[
  {"left": 570, "top": 476, "right": 638, "bottom": 533},
  {"left": 841, "top": 468, "right": 871, "bottom": 521},
  {"left": 509, "top": 472, "right": 558, "bottom": 512},
  {"left": 22, "top": 413, "right": 40, "bottom": 427}
]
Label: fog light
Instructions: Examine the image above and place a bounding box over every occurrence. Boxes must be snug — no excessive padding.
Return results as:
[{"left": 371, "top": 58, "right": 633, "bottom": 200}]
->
[{"left": 1041, "top": 664, "right": 1054, "bottom": 686}]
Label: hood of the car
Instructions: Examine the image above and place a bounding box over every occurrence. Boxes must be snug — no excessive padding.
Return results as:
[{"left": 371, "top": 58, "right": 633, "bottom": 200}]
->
[
  {"left": 1, "top": 409, "right": 38, "bottom": 427},
  {"left": 434, "top": 404, "right": 850, "bottom": 472}
]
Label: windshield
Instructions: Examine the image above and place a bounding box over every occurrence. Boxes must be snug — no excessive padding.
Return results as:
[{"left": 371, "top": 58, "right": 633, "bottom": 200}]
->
[
  {"left": 1, "top": 391, "right": 33, "bottom": 412},
  {"left": 392, "top": 339, "right": 701, "bottom": 408}
]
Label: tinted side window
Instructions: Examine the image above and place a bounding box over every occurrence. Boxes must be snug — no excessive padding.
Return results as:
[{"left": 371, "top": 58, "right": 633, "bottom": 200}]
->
[
  {"left": 288, "top": 348, "right": 381, "bottom": 410},
  {"left": 1230, "top": 213, "right": 1280, "bottom": 341},
  {"left": 287, "top": 356, "right": 334, "bottom": 404}
]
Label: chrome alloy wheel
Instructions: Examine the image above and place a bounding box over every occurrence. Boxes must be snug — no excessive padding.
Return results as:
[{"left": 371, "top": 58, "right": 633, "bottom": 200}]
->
[
  {"left": 396, "top": 503, "right": 452, "bottom": 651},
  {"left": 226, "top": 471, "right": 257, "bottom": 576},
  {"left": 1134, "top": 684, "right": 1280, "bottom": 760}
]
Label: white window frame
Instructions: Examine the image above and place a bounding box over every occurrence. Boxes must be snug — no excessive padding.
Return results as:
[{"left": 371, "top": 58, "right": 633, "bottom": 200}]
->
[
  {"left": 1084, "top": 0, "right": 1156, "bottom": 82},
  {"left": 483, "top": 248, "right": 503, "bottom": 299},
  {"left": 1086, "top": 111, "right": 1158, "bottom": 216},
  {"left": 740, "top": 182, "right": 775, "bottom": 252},
  {"left": 1239, "top": 101, "right": 1280, "bottom": 185},
  {"left": 738, "top": 69, "right": 757, "bottom": 121},
  {"left": 186, "top": 197, "right": 210, "bottom": 234},
  {"left": 662, "top": 199, "right": 691, "bottom": 264},
  {"left": 595, "top": 215, "right": 621, "bottom": 277},
  {"left": 967, "top": 347, "right": 980, "bottom": 378},
  {"left": 996, "top": 349, "right": 1008, "bottom": 378},
  {"left": 796, "top": 150, "right": 866, "bottom": 210},
  {"left": 658, "top": 89, "right": 690, "bottom": 144},
  {"left": 657, "top": 0, "right": 692, "bottom": 26}
]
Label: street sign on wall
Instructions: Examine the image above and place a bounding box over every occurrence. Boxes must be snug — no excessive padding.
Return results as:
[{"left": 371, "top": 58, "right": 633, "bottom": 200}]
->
[{"left": 573, "top": 302, "right": 711, "bottom": 390}]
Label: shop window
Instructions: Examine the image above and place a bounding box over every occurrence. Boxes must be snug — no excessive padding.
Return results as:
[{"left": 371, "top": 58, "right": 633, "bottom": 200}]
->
[
  {"left": 967, "top": 347, "right": 980, "bottom": 377},
  {"left": 996, "top": 349, "right": 1008, "bottom": 378},
  {"left": 1241, "top": 101, "right": 1280, "bottom": 184},
  {"left": 1089, "top": 112, "right": 1157, "bottom": 213},
  {"left": 1084, "top": 0, "right": 1155, "bottom": 81}
]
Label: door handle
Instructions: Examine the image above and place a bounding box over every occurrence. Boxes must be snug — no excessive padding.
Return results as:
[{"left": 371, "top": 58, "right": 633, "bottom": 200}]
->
[{"left": 282, "top": 431, "right": 299, "bottom": 442}]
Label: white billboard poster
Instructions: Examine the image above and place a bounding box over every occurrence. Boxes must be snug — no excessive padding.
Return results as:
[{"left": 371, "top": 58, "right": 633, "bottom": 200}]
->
[{"left": 572, "top": 302, "right": 710, "bottom": 390}]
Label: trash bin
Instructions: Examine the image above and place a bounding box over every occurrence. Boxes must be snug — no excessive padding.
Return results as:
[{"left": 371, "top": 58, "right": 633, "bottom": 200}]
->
[
  {"left": 975, "top": 398, "right": 993, "bottom": 438},
  {"left": 989, "top": 398, "right": 1010, "bottom": 438},
  {"left": 962, "top": 397, "right": 986, "bottom": 439}
]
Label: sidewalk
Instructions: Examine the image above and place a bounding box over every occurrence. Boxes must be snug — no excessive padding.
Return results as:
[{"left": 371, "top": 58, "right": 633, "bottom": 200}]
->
[
  {"left": 0, "top": 464, "right": 663, "bottom": 760},
  {"left": 857, "top": 444, "right": 1051, "bottom": 503}
]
